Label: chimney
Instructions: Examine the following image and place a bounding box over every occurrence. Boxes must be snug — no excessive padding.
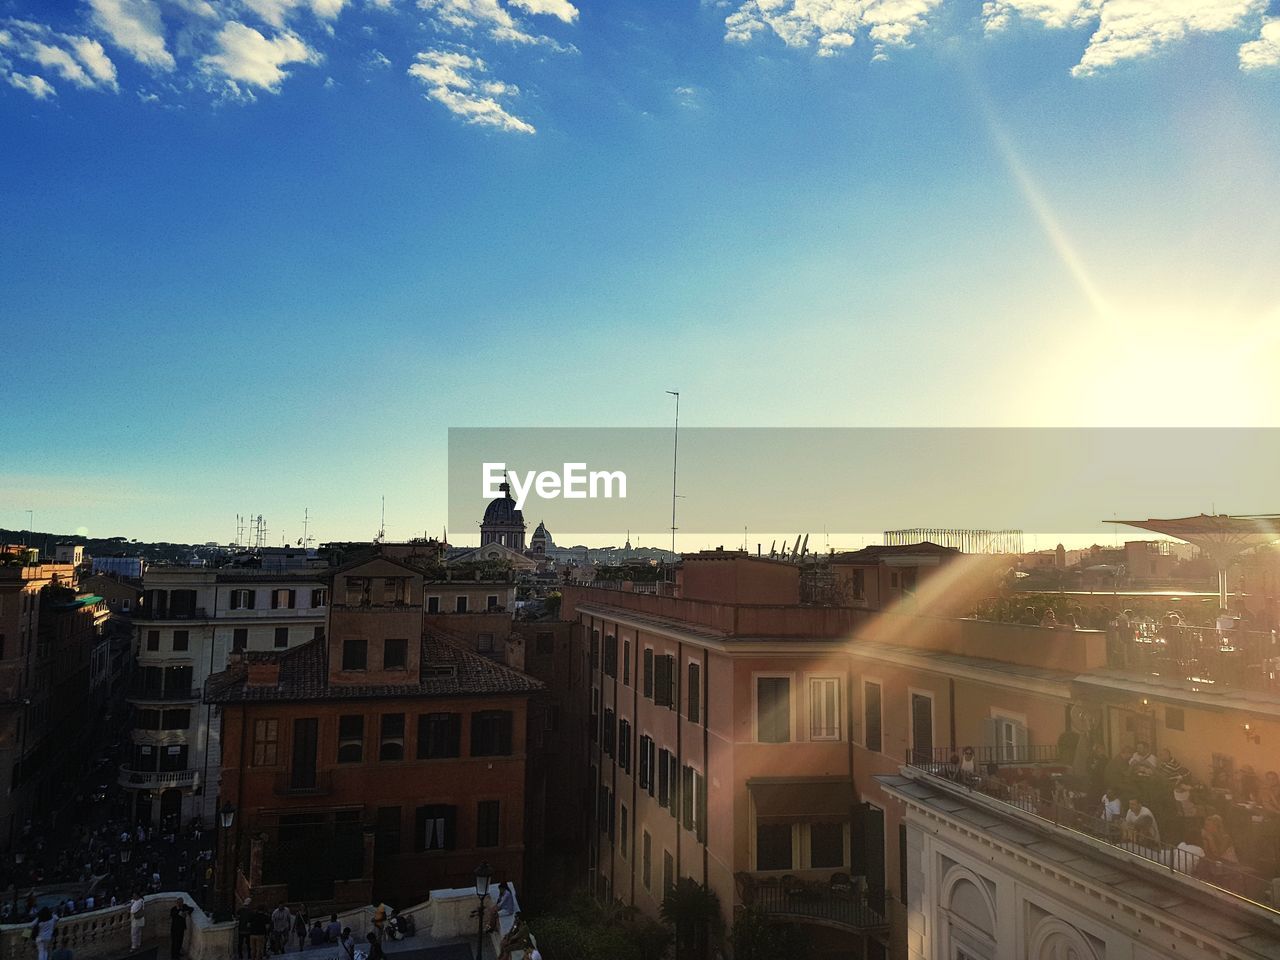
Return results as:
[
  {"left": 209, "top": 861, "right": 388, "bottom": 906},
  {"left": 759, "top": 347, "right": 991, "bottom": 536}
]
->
[{"left": 246, "top": 661, "right": 281, "bottom": 688}]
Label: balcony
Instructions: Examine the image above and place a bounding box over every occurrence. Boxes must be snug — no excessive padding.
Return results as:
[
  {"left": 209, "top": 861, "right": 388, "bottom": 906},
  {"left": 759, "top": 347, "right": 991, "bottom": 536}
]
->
[
  {"left": 119, "top": 767, "right": 199, "bottom": 790},
  {"left": 127, "top": 685, "right": 198, "bottom": 703},
  {"left": 1107, "top": 621, "right": 1280, "bottom": 693},
  {"left": 273, "top": 770, "right": 334, "bottom": 797},
  {"left": 138, "top": 607, "right": 209, "bottom": 621},
  {"left": 903, "top": 757, "right": 1277, "bottom": 913},
  {"left": 736, "top": 872, "right": 888, "bottom": 933}
]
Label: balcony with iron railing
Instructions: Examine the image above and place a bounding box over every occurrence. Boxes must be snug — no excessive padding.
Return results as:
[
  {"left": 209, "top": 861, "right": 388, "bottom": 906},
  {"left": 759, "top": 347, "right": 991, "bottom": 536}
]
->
[
  {"left": 902, "top": 757, "right": 1280, "bottom": 914},
  {"left": 735, "top": 871, "right": 888, "bottom": 932},
  {"left": 118, "top": 767, "right": 200, "bottom": 790}
]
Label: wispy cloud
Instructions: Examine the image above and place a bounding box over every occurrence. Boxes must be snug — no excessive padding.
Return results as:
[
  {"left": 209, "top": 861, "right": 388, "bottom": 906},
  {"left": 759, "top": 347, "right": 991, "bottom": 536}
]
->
[
  {"left": 724, "top": 0, "right": 941, "bottom": 60},
  {"left": 408, "top": 47, "right": 534, "bottom": 132},
  {"left": 87, "top": 0, "right": 175, "bottom": 70},
  {"left": 417, "top": 0, "right": 578, "bottom": 47},
  {"left": 7, "top": 70, "right": 56, "bottom": 98},
  {"left": 0, "top": 18, "right": 119, "bottom": 95},
  {"left": 983, "top": 0, "right": 1268, "bottom": 76}
]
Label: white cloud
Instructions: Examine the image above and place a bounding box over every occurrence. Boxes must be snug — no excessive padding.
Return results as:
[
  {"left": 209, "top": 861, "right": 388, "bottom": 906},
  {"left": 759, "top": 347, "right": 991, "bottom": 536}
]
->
[
  {"left": 1239, "top": 16, "right": 1280, "bottom": 69},
  {"left": 0, "top": 19, "right": 119, "bottom": 93},
  {"left": 983, "top": 0, "right": 1267, "bottom": 76},
  {"left": 507, "top": 0, "right": 578, "bottom": 23},
  {"left": 367, "top": 48, "right": 392, "bottom": 67},
  {"left": 202, "top": 21, "right": 319, "bottom": 93},
  {"left": 8, "top": 71, "right": 56, "bottom": 97},
  {"left": 408, "top": 48, "right": 534, "bottom": 132},
  {"left": 241, "top": 0, "right": 350, "bottom": 29},
  {"left": 724, "top": 0, "right": 941, "bottom": 59},
  {"left": 88, "top": 0, "right": 175, "bottom": 70},
  {"left": 417, "top": 0, "right": 573, "bottom": 46}
]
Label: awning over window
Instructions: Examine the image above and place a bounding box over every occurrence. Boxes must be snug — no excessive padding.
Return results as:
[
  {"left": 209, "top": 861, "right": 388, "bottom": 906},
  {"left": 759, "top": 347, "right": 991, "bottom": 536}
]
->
[{"left": 748, "top": 778, "right": 853, "bottom": 824}]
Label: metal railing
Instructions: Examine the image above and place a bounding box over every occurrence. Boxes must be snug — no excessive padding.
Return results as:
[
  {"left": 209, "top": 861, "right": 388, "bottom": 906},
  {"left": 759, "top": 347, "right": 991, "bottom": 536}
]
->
[
  {"left": 738, "top": 873, "right": 888, "bottom": 931},
  {"left": 118, "top": 767, "right": 199, "bottom": 789},
  {"left": 905, "top": 759, "right": 1277, "bottom": 912},
  {"left": 913, "top": 745, "right": 1063, "bottom": 766},
  {"left": 141, "top": 607, "right": 209, "bottom": 620},
  {"left": 1107, "top": 622, "right": 1280, "bottom": 692}
]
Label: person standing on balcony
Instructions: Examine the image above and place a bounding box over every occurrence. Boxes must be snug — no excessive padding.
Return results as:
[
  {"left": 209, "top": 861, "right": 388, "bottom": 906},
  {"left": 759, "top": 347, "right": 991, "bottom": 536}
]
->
[
  {"left": 129, "top": 892, "right": 146, "bottom": 951},
  {"left": 31, "top": 906, "right": 57, "bottom": 960}
]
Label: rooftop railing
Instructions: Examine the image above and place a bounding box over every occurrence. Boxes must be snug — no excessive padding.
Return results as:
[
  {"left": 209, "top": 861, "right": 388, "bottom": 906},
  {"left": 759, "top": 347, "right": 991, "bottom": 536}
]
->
[
  {"left": 736, "top": 872, "right": 888, "bottom": 932},
  {"left": 905, "top": 758, "right": 1278, "bottom": 914},
  {"left": 1107, "top": 621, "right": 1280, "bottom": 693}
]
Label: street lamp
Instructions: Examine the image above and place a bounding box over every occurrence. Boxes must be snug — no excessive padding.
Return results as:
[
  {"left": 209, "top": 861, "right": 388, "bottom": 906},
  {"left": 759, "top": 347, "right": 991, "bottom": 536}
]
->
[
  {"left": 216, "top": 802, "right": 237, "bottom": 919},
  {"left": 474, "top": 861, "right": 492, "bottom": 960}
]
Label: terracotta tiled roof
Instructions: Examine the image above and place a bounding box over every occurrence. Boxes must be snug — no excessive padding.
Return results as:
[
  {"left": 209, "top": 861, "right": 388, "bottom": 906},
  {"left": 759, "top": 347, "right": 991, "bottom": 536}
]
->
[{"left": 204, "top": 635, "right": 542, "bottom": 703}]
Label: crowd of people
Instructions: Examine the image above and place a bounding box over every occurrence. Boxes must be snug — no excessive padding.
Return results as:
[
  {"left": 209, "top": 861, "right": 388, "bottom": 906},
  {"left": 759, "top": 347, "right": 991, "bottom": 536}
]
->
[{"left": 234, "top": 899, "right": 421, "bottom": 960}]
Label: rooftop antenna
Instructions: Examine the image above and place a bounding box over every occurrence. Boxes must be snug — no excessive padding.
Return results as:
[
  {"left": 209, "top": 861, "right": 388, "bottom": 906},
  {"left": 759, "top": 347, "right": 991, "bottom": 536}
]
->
[
  {"left": 377, "top": 496, "right": 386, "bottom": 543},
  {"left": 666, "top": 390, "right": 680, "bottom": 556},
  {"left": 25, "top": 509, "right": 33, "bottom": 547},
  {"left": 801, "top": 533, "right": 809, "bottom": 557}
]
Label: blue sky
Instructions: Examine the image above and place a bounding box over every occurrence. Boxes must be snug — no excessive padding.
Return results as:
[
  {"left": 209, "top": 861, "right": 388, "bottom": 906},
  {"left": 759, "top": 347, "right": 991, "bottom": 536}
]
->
[{"left": 3, "top": 0, "right": 1280, "bottom": 545}]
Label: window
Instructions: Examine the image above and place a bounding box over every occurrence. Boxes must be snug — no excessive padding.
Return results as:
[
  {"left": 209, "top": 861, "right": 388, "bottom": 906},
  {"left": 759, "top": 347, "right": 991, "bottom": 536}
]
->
[
  {"left": 985, "top": 715, "right": 1027, "bottom": 763},
  {"left": 375, "top": 806, "right": 401, "bottom": 859},
  {"left": 337, "top": 715, "right": 364, "bottom": 763},
  {"left": 471, "top": 711, "right": 513, "bottom": 756},
  {"left": 135, "top": 709, "right": 161, "bottom": 731},
  {"left": 271, "top": 588, "right": 296, "bottom": 610},
  {"left": 809, "top": 677, "right": 840, "bottom": 740},
  {"left": 162, "top": 709, "right": 190, "bottom": 730},
  {"left": 590, "top": 631, "right": 600, "bottom": 669},
  {"left": 310, "top": 588, "right": 328, "bottom": 608},
  {"left": 620, "top": 804, "right": 629, "bottom": 857},
  {"left": 383, "top": 638, "right": 407, "bottom": 669},
  {"left": 230, "top": 589, "right": 255, "bottom": 610},
  {"left": 476, "top": 800, "right": 500, "bottom": 847},
  {"left": 313, "top": 626, "right": 324, "bottom": 642},
  {"left": 345, "top": 577, "right": 369, "bottom": 606},
  {"left": 252, "top": 719, "right": 279, "bottom": 766},
  {"left": 654, "top": 654, "right": 675, "bottom": 707},
  {"left": 623, "top": 640, "right": 631, "bottom": 685},
  {"left": 417, "top": 713, "right": 461, "bottom": 759},
  {"left": 598, "top": 785, "right": 615, "bottom": 839},
  {"left": 756, "top": 676, "right": 791, "bottom": 743},
  {"left": 910, "top": 692, "right": 933, "bottom": 763},
  {"left": 687, "top": 662, "right": 701, "bottom": 723},
  {"left": 658, "top": 748, "right": 671, "bottom": 807},
  {"left": 663, "top": 850, "right": 675, "bottom": 894},
  {"left": 455, "top": 595, "right": 468, "bottom": 613},
  {"left": 639, "top": 734, "right": 654, "bottom": 792},
  {"left": 477, "top": 633, "right": 494, "bottom": 654},
  {"left": 380, "top": 713, "right": 405, "bottom": 761},
  {"left": 146, "top": 630, "right": 159, "bottom": 652},
  {"left": 342, "top": 638, "right": 367, "bottom": 670},
  {"left": 383, "top": 578, "right": 405, "bottom": 604},
  {"left": 414, "top": 804, "right": 456, "bottom": 851},
  {"left": 602, "top": 708, "right": 615, "bottom": 756},
  {"left": 274, "top": 627, "right": 289, "bottom": 649},
  {"left": 160, "top": 743, "right": 189, "bottom": 772},
  {"left": 643, "top": 648, "right": 654, "bottom": 697},
  {"left": 232, "top": 628, "right": 248, "bottom": 652},
  {"left": 427, "top": 596, "right": 440, "bottom": 614},
  {"left": 589, "top": 687, "right": 599, "bottom": 741},
  {"left": 642, "top": 830, "right": 652, "bottom": 889},
  {"left": 618, "top": 718, "right": 632, "bottom": 773},
  {"left": 487, "top": 594, "right": 499, "bottom": 611},
  {"left": 756, "top": 822, "right": 792, "bottom": 870},
  {"left": 535, "top": 632, "right": 554, "bottom": 656},
  {"left": 682, "top": 765, "right": 695, "bottom": 831},
  {"left": 863, "top": 681, "right": 882, "bottom": 752},
  {"left": 810, "top": 822, "right": 844, "bottom": 868},
  {"left": 890, "top": 571, "right": 900, "bottom": 588},
  {"left": 604, "top": 634, "right": 617, "bottom": 678},
  {"left": 290, "top": 717, "right": 318, "bottom": 790}
]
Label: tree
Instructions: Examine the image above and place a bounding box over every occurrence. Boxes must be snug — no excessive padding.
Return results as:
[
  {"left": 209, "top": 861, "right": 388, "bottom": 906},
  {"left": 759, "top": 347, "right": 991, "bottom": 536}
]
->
[
  {"left": 660, "top": 878, "right": 721, "bottom": 960},
  {"left": 731, "top": 908, "right": 810, "bottom": 960}
]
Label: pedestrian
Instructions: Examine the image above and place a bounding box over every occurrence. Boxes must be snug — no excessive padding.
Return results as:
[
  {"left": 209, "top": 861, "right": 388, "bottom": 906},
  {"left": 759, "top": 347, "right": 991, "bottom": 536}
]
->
[
  {"left": 32, "top": 906, "right": 58, "bottom": 960},
  {"left": 129, "top": 892, "right": 146, "bottom": 951},
  {"left": 169, "top": 904, "right": 188, "bottom": 960},
  {"left": 237, "top": 899, "right": 254, "bottom": 960},
  {"left": 323, "top": 913, "right": 341, "bottom": 943},
  {"left": 293, "top": 906, "right": 309, "bottom": 952},
  {"left": 337, "top": 928, "right": 355, "bottom": 960},
  {"left": 271, "top": 902, "right": 292, "bottom": 955},
  {"left": 248, "top": 906, "right": 270, "bottom": 960},
  {"left": 365, "top": 933, "right": 385, "bottom": 960},
  {"left": 308, "top": 922, "right": 326, "bottom": 948}
]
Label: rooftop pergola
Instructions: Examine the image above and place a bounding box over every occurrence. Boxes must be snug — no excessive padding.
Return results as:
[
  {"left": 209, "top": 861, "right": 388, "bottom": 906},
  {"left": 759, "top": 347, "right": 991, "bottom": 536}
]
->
[{"left": 1108, "top": 514, "right": 1280, "bottom": 610}]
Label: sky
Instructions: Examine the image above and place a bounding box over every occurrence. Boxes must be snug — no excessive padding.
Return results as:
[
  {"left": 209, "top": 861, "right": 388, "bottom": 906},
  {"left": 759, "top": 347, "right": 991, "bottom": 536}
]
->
[{"left": 3, "top": 0, "right": 1280, "bottom": 547}]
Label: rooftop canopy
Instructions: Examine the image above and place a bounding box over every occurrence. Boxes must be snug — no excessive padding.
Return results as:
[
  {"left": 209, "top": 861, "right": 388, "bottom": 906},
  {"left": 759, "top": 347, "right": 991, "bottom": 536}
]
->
[{"left": 1107, "top": 514, "right": 1280, "bottom": 608}]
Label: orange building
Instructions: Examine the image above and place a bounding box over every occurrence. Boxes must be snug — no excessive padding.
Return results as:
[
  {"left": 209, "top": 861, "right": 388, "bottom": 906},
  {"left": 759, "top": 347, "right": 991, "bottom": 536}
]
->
[{"left": 206, "top": 555, "right": 543, "bottom": 910}]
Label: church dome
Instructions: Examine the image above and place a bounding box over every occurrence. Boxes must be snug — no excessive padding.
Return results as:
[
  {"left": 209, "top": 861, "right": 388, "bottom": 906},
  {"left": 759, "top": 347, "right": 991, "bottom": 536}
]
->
[
  {"left": 531, "top": 521, "right": 552, "bottom": 542},
  {"left": 482, "top": 485, "right": 525, "bottom": 527}
]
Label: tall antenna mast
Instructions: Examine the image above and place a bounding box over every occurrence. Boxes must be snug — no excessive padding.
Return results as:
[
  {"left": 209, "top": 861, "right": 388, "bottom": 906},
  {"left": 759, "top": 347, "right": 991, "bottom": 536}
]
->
[
  {"left": 666, "top": 390, "right": 679, "bottom": 555},
  {"left": 377, "top": 496, "right": 386, "bottom": 542}
]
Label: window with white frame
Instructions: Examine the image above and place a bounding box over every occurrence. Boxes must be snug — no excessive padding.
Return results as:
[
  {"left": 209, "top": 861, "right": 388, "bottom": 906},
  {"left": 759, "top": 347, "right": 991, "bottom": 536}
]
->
[
  {"left": 809, "top": 677, "right": 840, "bottom": 740},
  {"left": 756, "top": 676, "right": 791, "bottom": 743},
  {"left": 984, "top": 714, "right": 1028, "bottom": 763}
]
